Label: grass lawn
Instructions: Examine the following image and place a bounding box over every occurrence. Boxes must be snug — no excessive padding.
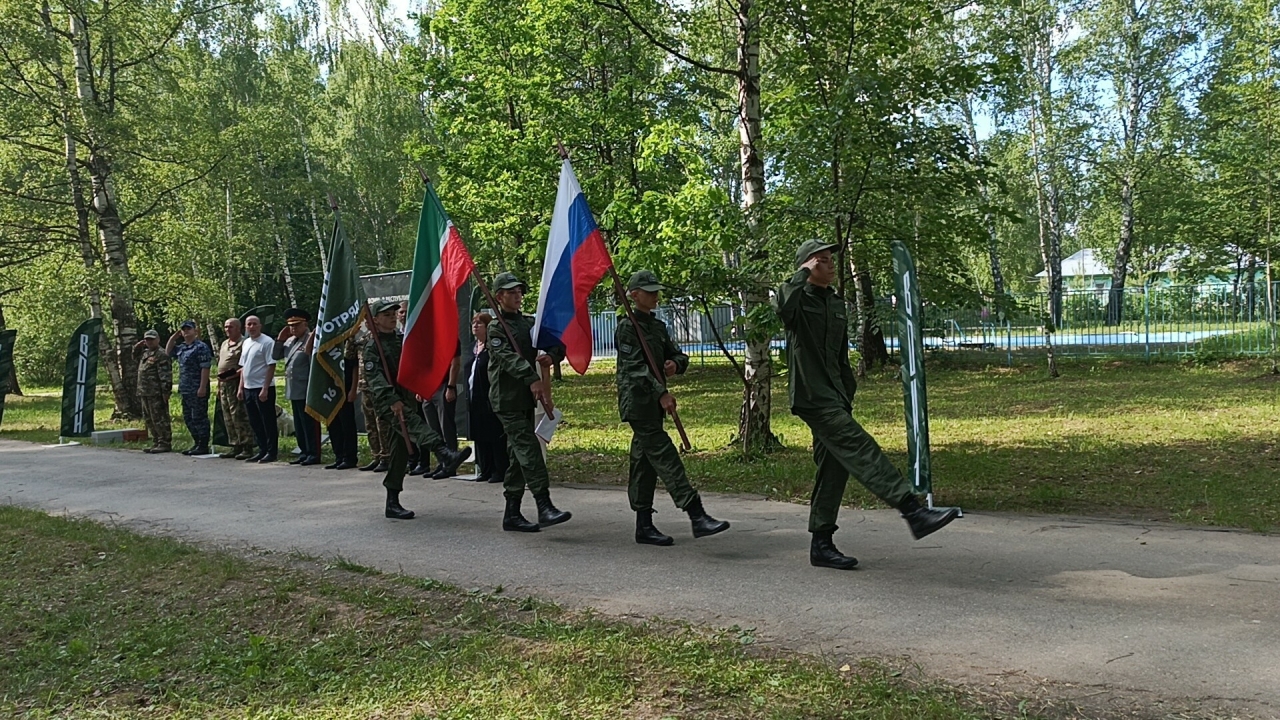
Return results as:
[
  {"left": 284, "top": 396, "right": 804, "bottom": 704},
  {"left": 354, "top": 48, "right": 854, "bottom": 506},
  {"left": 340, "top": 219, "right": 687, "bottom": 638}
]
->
[
  {"left": 0, "top": 505, "right": 1014, "bottom": 719},
  {"left": 4, "top": 358, "right": 1278, "bottom": 532},
  {"left": 549, "top": 358, "right": 1280, "bottom": 533}
]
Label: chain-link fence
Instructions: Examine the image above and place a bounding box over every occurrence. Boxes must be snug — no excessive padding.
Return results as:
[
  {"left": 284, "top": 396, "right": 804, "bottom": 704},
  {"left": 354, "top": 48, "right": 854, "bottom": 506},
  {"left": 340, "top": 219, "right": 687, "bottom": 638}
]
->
[{"left": 584, "top": 281, "right": 1280, "bottom": 366}]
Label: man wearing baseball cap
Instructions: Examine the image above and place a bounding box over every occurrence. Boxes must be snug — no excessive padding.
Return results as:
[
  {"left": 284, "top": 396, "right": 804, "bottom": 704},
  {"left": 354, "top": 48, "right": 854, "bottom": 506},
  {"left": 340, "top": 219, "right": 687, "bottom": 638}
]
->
[
  {"left": 775, "top": 240, "right": 959, "bottom": 570},
  {"left": 132, "top": 328, "right": 172, "bottom": 453},
  {"left": 363, "top": 299, "right": 471, "bottom": 519},
  {"left": 617, "top": 269, "right": 729, "bottom": 546},
  {"left": 166, "top": 320, "right": 213, "bottom": 456}
]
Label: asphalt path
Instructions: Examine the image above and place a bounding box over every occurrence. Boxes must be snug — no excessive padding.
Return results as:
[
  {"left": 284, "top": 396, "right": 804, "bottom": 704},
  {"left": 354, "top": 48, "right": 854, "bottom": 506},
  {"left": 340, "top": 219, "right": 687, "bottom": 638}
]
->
[{"left": 1, "top": 438, "right": 1275, "bottom": 718}]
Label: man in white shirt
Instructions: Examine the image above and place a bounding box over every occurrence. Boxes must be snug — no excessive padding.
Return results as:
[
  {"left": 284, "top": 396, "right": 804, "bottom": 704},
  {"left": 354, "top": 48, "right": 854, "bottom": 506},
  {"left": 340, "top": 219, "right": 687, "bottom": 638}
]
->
[{"left": 237, "top": 315, "right": 278, "bottom": 463}]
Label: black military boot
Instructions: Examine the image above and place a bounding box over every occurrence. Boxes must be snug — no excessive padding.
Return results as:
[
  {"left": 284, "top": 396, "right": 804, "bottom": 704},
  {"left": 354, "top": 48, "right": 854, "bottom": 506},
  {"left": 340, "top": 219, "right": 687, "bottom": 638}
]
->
[
  {"left": 534, "top": 493, "right": 571, "bottom": 527},
  {"left": 809, "top": 531, "right": 858, "bottom": 570},
  {"left": 685, "top": 497, "right": 730, "bottom": 538},
  {"left": 385, "top": 489, "right": 415, "bottom": 520},
  {"left": 502, "top": 496, "right": 539, "bottom": 532},
  {"left": 635, "top": 511, "right": 674, "bottom": 546},
  {"left": 438, "top": 446, "right": 473, "bottom": 477},
  {"left": 898, "top": 495, "right": 961, "bottom": 540},
  {"left": 190, "top": 443, "right": 210, "bottom": 456}
]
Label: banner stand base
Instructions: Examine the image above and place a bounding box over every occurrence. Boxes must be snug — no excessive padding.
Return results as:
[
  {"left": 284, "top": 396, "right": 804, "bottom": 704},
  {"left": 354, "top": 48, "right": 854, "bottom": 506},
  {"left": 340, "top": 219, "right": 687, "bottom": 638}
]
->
[
  {"left": 45, "top": 438, "right": 82, "bottom": 448},
  {"left": 925, "top": 493, "right": 963, "bottom": 517}
]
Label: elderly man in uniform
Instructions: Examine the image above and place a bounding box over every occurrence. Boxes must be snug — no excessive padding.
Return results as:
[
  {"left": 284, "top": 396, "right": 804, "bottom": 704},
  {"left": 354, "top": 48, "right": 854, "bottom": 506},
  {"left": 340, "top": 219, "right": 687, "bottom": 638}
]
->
[
  {"left": 616, "top": 270, "right": 730, "bottom": 545},
  {"left": 486, "top": 272, "right": 571, "bottom": 532},
  {"left": 775, "top": 240, "right": 960, "bottom": 570},
  {"left": 166, "top": 320, "right": 212, "bottom": 456},
  {"left": 273, "top": 308, "right": 319, "bottom": 466},
  {"left": 133, "top": 329, "right": 173, "bottom": 454},
  {"left": 216, "top": 318, "right": 255, "bottom": 459},
  {"left": 363, "top": 299, "right": 471, "bottom": 519}
]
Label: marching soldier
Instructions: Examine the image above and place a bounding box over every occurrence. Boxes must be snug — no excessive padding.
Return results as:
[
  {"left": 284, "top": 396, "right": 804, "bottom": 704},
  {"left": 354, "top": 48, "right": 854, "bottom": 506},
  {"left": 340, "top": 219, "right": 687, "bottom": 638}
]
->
[
  {"left": 363, "top": 300, "right": 471, "bottom": 519},
  {"left": 775, "top": 240, "right": 959, "bottom": 570},
  {"left": 133, "top": 329, "right": 173, "bottom": 454},
  {"left": 486, "top": 272, "right": 571, "bottom": 532},
  {"left": 616, "top": 270, "right": 729, "bottom": 545},
  {"left": 216, "top": 318, "right": 255, "bottom": 459}
]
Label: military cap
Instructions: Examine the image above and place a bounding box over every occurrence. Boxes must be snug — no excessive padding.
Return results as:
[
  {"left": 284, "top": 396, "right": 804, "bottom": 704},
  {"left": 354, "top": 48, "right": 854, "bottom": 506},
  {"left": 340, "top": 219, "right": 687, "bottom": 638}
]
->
[
  {"left": 143, "top": 329, "right": 160, "bottom": 339},
  {"left": 370, "top": 299, "right": 400, "bottom": 316},
  {"left": 283, "top": 307, "right": 312, "bottom": 324},
  {"left": 627, "top": 269, "right": 664, "bottom": 292},
  {"left": 493, "top": 272, "right": 527, "bottom": 292},
  {"left": 795, "top": 239, "right": 840, "bottom": 268},
  {"left": 180, "top": 319, "right": 196, "bottom": 330}
]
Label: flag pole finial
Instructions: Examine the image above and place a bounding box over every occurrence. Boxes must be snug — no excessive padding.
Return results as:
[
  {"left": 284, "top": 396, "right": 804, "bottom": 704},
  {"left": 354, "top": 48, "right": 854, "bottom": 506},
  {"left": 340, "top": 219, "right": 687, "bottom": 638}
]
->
[
  {"left": 555, "top": 141, "right": 569, "bottom": 160},
  {"left": 326, "top": 193, "right": 339, "bottom": 212},
  {"left": 416, "top": 166, "right": 431, "bottom": 185}
]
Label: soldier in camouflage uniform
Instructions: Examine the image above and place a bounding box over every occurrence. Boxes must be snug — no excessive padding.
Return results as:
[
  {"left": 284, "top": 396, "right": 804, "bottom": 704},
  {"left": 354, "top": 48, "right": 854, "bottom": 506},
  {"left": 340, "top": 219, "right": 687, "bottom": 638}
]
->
[
  {"left": 776, "top": 240, "right": 960, "bottom": 570},
  {"left": 363, "top": 300, "right": 471, "bottom": 519},
  {"left": 133, "top": 329, "right": 173, "bottom": 453},
  {"left": 355, "top": 326, "right": 391, "bottom": 472},
  {"left": 486, "top": 272, "right": 571, "bottom": 533},
  {"left": 216, "top": 318, "right": 255, "bottom": 459},
  {"left": 616, "top": 270, "right": 730, "bottom": 546}
]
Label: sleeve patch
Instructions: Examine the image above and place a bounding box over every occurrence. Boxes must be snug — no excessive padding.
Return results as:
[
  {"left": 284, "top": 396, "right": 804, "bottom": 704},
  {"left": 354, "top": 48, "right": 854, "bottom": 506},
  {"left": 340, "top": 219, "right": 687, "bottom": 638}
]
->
[
  {"left": 619, "top": 343, "right": 634, "bottom": 355},
  {"left": 489, "top": 337, "right": 503, "bottom": 348},
  {"left": 365, "top": 360, "right": 375, "bottom": 371}
]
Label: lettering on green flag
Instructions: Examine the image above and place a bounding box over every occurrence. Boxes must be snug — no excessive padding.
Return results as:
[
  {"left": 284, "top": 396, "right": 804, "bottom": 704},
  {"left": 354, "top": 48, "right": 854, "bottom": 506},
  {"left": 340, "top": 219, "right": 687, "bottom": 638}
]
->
[
  {"left": 892, "top": 241, "right": 931, "bottom": 494},
  {"left": 306, "top": 208, "right": 367, "bottom": 425},
  {"left": 0, "top": 329, "right": 16, "bottom": 428},
  {"left": 61, "top": 318, "right": 102, "bottom": 438}
]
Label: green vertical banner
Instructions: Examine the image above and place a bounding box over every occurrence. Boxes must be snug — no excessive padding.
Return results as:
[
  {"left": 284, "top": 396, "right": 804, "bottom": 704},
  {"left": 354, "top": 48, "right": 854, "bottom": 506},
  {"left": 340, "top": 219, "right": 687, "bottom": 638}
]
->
[
  {"left": 305, "top": 206, "right": 367, "bottom": 425},
  {"left": 60, "top": 318, "right": 102, "bottom": 438},
  {"left": 0, "top": 329, "right": 16, "bottom": 428},
  {"left": 891, "top": 241, "right": 931, "bottom": 495}
]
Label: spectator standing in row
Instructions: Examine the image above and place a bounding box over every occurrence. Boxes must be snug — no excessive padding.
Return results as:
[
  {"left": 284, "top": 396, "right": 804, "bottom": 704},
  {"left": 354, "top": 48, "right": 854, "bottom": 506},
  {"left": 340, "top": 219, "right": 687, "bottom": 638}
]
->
[
  {"left": 273, "top": 308, "right": 318, "bottom": 466},
  {"left": 467, "top": 312, "right": 506, "bottom": 483},
  {"left": 238, "top": 315, "right": 278, "bottom": 463},
  {"left": 167, "top": 320, "right": 212, "bottom": 456},
  {"left": 421, "top": 341, "right": 462, "bottom": 478},
  {"left": 216, "top": 318, "right": 256, "bottom": 459},
  {"left": 324, "top": 336, "right": 361, "bottom": 470},
  {"left": 133, "top": 329, "right": 172, "bottom": 454}
]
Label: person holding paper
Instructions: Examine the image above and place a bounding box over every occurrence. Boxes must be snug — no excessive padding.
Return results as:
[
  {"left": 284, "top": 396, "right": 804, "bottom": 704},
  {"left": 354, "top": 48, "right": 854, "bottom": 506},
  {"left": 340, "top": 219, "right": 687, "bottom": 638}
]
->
[
  {"left": 616, "top": 270, "right": 729, "bottom": 546},
  {"left": 486, "top": 272, "right": 571, "bottom": 532}
]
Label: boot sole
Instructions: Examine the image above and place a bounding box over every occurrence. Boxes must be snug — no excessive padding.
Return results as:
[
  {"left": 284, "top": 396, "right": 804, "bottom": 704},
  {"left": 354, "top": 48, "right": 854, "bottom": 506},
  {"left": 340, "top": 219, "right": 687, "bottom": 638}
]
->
[
  {"left": 692, "top": 521, "right": 730, "bottom": 538},
  {"left": 636, "top": 535, "right": 674, "bottom": 546},
  {"left": 385, "top": 511, "right": 415, "bottom": 519},
  {"left": 502, "top": 522, "right": 540, "bottom": 532},
  {"left": 810, "top": 557, "right": 859, "bottom": 570},
  {"left": 909, "top": 508, "right": 961, "bottom": 540}
]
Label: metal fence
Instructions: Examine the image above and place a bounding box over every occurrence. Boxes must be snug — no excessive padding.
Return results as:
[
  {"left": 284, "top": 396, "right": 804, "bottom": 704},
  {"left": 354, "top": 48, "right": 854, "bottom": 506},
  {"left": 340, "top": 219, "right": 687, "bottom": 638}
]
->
[{"left": 584, "top": 282, "right": 1280, "bottom": 366}]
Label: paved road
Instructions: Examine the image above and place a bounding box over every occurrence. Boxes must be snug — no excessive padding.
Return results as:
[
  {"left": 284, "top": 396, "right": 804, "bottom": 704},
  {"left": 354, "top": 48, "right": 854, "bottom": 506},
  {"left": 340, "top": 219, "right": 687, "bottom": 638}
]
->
[{"left": 2, "top": 438, "right": 1276, "bottom": 718}]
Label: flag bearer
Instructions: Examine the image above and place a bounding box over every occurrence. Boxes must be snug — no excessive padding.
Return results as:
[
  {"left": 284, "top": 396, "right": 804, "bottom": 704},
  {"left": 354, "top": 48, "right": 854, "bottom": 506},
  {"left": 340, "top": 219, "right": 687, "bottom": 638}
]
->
[
  {"left": 363, "top": 300, "right": 471, "bottom": 519},
  {"left": 775, "top": 240, "right": 959, "bottom": 570},
  {"left": 486, "top": 272, "right": 571, "bottom": 532},
  {"left": 616, "top": 270, "right": 729, "bottom": 545}
]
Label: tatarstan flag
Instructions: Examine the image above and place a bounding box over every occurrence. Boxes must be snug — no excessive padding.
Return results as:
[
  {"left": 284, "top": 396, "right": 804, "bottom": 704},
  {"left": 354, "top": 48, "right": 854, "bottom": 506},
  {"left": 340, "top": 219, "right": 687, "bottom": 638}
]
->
[{"left": 399, "top": 183, "right": 475, "bottom": 398}]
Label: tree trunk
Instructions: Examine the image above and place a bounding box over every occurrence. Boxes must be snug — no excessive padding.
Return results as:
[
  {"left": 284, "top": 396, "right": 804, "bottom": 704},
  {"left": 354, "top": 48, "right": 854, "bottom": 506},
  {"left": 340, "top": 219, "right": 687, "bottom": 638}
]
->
[
  {"left": 852, "top": 261, "right": 888, "bottom": 376},
  {"left": 735, "top": 0, "right": 775, "bottom": 453},
  {"left": 71, "top": 10, "right": 141, "bottom": 418},
  {"left": 1106, "top": 171, "right": 1135, "bottom": 326},
  {"left": 299, "top": 126, "right": 329, "bottom": 269},
  {"left": 961, "top": 93, "right": 1005, "bottom": 296}
]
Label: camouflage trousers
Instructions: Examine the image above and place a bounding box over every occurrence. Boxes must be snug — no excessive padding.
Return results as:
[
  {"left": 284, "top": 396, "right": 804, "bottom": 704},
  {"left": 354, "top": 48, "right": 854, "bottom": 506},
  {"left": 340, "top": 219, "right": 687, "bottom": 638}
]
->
[
  {"left": 361, "top": 390, "right": 390, "bottom": 461},
  {"left": 140, "top": 394, "right": 172, "bottom": 449},
  {"left": 218, "top": 381, "right": 253, "bottom": 449},
  {"left": 179, "top": 392, "right": 210, "bottom": 445}
]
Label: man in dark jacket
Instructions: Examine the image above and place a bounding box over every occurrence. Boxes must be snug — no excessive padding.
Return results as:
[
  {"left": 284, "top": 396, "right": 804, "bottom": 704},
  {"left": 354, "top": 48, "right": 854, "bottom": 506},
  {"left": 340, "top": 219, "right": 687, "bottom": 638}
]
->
[
  {"left": 616, "top": 270, "right": 729, "bottom": 546},
  {"left": 775, "top": 240, "right": 959, "bottom": 570}
]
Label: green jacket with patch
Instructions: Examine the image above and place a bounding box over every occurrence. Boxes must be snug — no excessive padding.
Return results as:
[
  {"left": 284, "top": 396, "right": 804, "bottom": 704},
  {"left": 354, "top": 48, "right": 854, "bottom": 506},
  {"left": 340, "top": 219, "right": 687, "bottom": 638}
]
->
[
  {"left": 486, "top": 311, "right": 564, "bottom": 413},
  {"left": 362, "top": 330, "right": 411, "bottom": 415},
  {"left": 134, "top": 346, "right": 172, "bottom": 397},
  {"left": 615, "top": 310, "right": 688, "bottom": 422},
  {"left": 774, "top": 268, "right": 857, "bottom": 412}
]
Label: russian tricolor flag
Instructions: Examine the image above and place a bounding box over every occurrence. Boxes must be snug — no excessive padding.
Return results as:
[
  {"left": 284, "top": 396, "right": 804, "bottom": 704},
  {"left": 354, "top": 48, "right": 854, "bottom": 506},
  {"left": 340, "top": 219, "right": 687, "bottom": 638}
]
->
[{"left": 531, "top": 159, "right": 614, "bottom": 374}]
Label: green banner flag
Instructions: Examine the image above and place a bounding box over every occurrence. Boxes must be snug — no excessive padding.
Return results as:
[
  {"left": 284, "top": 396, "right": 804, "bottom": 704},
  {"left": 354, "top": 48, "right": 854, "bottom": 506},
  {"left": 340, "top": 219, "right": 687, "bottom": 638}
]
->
[
  {"left": 0, "top": 329, "right": 16, "bottom": 428},
  {"left": 61, "top": 318, "right": 102, "bottom": 438},
  {"left": 305, "top": 207, "right": 367, "bottom": 425},
  {"left": 891, "top": 241, "right": 931, "bottom": 495}
]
